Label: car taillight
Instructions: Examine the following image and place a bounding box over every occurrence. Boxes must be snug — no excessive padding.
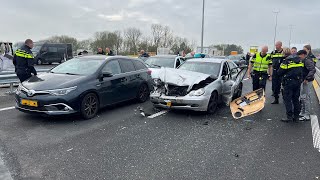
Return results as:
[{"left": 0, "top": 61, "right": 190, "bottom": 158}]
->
[{"left": 147, "top": 69, "right": 152, "bottom": 75}]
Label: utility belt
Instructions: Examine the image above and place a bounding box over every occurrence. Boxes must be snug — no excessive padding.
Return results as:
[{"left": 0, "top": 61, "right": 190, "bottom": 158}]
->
[
  {"left": 251, "top": 70, "right": 268, "bottom": 76},
  {"left": 282, "top": 77, "right": 302, "bottom": 85}
]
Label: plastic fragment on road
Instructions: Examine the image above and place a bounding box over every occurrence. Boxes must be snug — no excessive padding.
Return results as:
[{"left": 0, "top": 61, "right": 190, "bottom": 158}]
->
[
  {"left": 66, "top": 148, "right": 73, "bottom": 152},
  {"left": 230, "top": 88, "right": 266, "bottom": 119},
  {"left": 203, "top": 121, "right": 209, "bottom": 125}
]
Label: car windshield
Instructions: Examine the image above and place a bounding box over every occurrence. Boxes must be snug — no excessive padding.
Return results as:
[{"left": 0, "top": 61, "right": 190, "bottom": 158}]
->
[
  {"left": 178, "top": 62, "right": 221, "bottom": 76},
  {"left": 50, "top": 58, "right": 105, "bottom": 75},
  {"left": 145, "top": 57, "right": 175, "bottom": 68},
  {"left": 32, "top": 45, "right": 42, "bottom": 53}
]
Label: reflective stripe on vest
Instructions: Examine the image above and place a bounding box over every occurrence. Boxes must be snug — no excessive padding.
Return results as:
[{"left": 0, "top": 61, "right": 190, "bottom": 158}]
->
[
  {"left": 252, "top": 53, "right": 271, "bottom": 72},
  {"left": 313, "top": 58, "right": 318, "bottom": 63},
  {"left": 280, "top": 61, "right": 304, "bottom": 70},
  {"left": 271, "top": 53, "right": 285, "bottom": 58},
  {"left": 15, "top": 49, "right": 33, "bottom": 59}
]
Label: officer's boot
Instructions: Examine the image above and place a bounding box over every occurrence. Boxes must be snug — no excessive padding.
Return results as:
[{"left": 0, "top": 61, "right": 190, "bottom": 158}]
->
[{"left": 271, "top": 97, "right": 279, "bottom": 104}]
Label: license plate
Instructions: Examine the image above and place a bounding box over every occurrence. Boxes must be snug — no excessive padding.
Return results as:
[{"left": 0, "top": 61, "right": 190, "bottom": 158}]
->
[
  {"left": 165, "top": 100, "right": 172, "bottom": 107},
  {"left": 21, "top": 99, "right": 38, "bottom": 107}
]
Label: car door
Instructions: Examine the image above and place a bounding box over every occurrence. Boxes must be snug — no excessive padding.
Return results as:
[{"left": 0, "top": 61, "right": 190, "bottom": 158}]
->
[
  {"left": 133, "top": 60, "right": 148, "bottom": 86},
  {"left": 98, "top": 60, "right": 126, "bottom": 106},
  {"left": 221, "top": 62, "right": 247, "bottom": 105},
  {"left": 118, "top": 59, "right": 139, "bottom": 99}
]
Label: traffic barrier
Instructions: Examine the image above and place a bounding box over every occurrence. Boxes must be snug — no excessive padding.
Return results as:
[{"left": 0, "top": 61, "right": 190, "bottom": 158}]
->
[
  {"left": 313, "top": 67, "right": 320, "bottom": 104},
  {"left": 0, "top": 69, "right": 50, "bottom": 94}
]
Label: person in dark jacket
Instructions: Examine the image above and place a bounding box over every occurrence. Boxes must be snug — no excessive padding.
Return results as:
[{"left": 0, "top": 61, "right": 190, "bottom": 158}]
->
[
  {"left": 299, "top": 46, "right": 316, "bottom": 121},
  {"left": 139, "top": 50, "right": 150, "bottom": 58},
  {"left": 105, "top": 48, "right": 115, "bottom": 56},
  {"left": 13, "top": 39, "right": 37, "bottom": 82},
  {"left": 278, "top": 48, "right": 304, "bottom": 122},
  {"left": 270, "top": 41, "right": 286, "bottom": 104},
  {"left": 97, "top": 48, "right": 105, "bottom": 55}
]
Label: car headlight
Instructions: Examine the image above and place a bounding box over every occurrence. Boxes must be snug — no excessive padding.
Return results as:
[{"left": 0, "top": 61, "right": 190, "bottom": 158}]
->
[
  {"left": 16, "top": 84, "right": 23, "bottom": 94},
  {"left": 47, "top": 86, "right": 77, "bottom": 96},
  {"left": 189, "top": 88, "right": 205, "bottom": 96}
]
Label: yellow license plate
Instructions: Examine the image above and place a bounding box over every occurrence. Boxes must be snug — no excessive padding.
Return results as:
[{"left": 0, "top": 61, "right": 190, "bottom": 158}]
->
[
  {"left": 21, "top": 99, "right": 38, "bottom": 107},
  {"left": 166, "top": 101, "right": 172, "bottom": 107}
]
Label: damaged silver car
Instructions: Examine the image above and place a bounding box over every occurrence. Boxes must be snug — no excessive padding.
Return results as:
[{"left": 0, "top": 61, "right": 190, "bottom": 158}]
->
[{"left": 150, "top": 58, "right": 247, "bottom": 114}]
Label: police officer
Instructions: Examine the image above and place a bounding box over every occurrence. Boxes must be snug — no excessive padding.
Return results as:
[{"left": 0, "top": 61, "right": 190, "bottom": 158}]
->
[
  {"left": 278, "top": 48, "right": 304, "bottom": 122},
  {"left": 13, "top": 39, "right": 37, "bottom": 82},
  {"left": 300, "top": 45, "right": 316, "bottom": 121},
  {"left": 270, "top": 41, "right": 286, "bottom": 104},
  {"left": 247, "top": 46, "right": 272, "bottom": 91}
]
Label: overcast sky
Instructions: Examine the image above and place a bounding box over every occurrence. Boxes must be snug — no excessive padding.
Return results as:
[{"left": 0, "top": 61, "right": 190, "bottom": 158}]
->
[{"left": 1, "top": 0, "right": 319, "bottom": 51}]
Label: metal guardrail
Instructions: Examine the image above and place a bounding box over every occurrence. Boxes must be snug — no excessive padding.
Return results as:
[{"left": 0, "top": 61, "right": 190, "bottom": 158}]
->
[
  {"left": 313, "top": 67, "right": 320, "bottom": 104},
  {"left": 0, "top": 69, "right": 50, "bottom": 94}
]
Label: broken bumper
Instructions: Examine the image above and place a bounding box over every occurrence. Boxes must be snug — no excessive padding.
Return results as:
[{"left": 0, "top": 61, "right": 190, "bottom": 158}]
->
[{"left": 150, "top": 93, "right": 210, "bottom": 111}]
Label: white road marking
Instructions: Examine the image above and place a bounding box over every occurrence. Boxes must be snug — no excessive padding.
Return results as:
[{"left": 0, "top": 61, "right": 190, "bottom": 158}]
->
[
  {"left": 147, "top": 110, "right": 169, "bottom": 119},
  {"left": 0, "top": 107, "right": 15, "bottom": 112},
  {"left": 310, "top": 115, "right": 320, "bottom": 152},
  {"left": 66, "top": 148, "right": 73, "bottom": 152}
]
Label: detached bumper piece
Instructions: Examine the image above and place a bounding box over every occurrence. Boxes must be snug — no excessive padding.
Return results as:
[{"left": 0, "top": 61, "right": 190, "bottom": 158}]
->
[{"left": 230, "top": 88, "right": 265, "bottom": 119}]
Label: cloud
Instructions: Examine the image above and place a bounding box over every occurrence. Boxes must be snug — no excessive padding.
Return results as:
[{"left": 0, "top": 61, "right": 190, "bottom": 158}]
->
[{"left": 98, "top": 13, "right": 124, "bottom": 21}]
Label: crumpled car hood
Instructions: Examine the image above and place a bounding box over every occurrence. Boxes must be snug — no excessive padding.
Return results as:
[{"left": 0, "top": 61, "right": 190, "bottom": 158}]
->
[{"left": 154, "top": 68, "right": 214, "bottom": 88}]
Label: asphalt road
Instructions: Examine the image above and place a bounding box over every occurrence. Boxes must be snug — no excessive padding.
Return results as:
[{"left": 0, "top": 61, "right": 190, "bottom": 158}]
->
[{"left": 0, "top": 80, "right": 319, "bottom": 179}]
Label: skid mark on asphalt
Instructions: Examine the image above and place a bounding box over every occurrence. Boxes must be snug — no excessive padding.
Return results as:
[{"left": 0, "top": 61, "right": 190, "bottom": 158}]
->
[
  {"left": 0, "top": 107, "right": 15, "bottom": 112},
  {"left": 311, "top": 115, "right": 320, "bottom": 152}
]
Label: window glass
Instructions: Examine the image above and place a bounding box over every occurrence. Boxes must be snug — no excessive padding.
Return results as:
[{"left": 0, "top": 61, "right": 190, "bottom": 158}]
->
[
  {"left": 102, "top": 60, "right": 121, "bottom": 75},
  {"left": 119, "top": 60, "right": 135, "bottom": 73}
]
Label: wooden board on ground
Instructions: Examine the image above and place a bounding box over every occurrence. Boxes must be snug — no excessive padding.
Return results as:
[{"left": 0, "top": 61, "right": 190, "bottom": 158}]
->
[{"left": 230, "top": 88, "right": 265, "bottom": 119}]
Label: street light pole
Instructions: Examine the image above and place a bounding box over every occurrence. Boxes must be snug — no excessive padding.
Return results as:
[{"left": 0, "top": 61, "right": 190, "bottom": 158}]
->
[
  {"left": 273, "top": 10, "right": 280, "bottom": 50},
  {"left": 289, "top": 24, "right": 294, "bottom": 48},
  {"left": 201, "top": 0, "right": 205, "bottom": 53}
]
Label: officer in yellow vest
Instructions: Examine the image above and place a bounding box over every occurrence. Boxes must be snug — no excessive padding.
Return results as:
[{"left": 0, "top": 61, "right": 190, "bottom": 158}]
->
[
  {"left": 278, "top": 48, "right": 304, "bottom": 122},
  {"left": 247, "top": 46, "right": 273, "bottom": 91}
]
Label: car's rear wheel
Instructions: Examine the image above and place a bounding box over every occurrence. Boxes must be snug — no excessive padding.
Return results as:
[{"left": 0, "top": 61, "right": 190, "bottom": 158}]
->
[
  {"left": 207, "top": 91, "right": 218, "bottom": 114},
  {"left": 80, "top": 93, "right": 99, "bottom": 120},
  {"left": 137, "top": 83, "right": 149, "bottom": 103}
]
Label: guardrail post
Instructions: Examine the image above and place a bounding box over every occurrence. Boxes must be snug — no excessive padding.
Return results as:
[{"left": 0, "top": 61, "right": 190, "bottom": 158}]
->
[{"left": 5, "top": 82, "right": 15, "bottom": 95}]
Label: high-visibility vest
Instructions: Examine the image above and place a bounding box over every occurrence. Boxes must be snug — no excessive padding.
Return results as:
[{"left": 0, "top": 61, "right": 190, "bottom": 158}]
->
[
  {"left": 280, "top": 61, "right": 304, "bottom": 69},
  {"left": 15, "top": 49, "right": 33, "bottom": 59},
  {"left": 251, "top": 53, "right": 271, "bottom": 72}
]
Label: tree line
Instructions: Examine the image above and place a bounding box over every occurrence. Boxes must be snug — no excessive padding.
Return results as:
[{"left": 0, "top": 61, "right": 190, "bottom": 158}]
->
[{"left": 41, "top": 24, "right": 196, "bottom": 55}]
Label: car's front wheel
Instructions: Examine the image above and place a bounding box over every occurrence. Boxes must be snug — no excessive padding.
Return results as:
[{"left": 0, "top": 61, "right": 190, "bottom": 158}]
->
[
  {"left": 207, "top": 91, "right": 218, "bottom": 114},
  {"left": 137, "top": 83, "right": 149, "bottom": 103},
  {"left": 80, "top": 93, "right": 99, "bottom": 120}
]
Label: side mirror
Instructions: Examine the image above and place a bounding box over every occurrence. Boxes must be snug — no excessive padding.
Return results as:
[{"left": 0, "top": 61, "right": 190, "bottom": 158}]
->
[{"left": 102, "top": 71, "right": 113, "bottom": 77}]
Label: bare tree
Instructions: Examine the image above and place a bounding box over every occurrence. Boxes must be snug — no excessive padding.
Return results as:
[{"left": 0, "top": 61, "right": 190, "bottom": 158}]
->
[
  {"left": 162, "top": 26, "right": 173, "bottom": 48},
  {"left": 151, "top": 24, "right": 164, "bottom": 49},
  {"left": 124, "top": 27, "right": 142, "bottom": 53}
]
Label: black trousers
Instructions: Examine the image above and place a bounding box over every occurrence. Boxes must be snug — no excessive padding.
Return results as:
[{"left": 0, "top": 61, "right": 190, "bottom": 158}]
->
[
  {"left": 16, "top": 73, "right": 32, "bottom": 83},
  {"left": 272, "top": 69, "right": 282, "bottom": 98},
  {"left": 251, "top": 72, "right": 268, "bottom": 91},
  {"left": 283, "top": 80, "right": 301, "bottom": 118}
]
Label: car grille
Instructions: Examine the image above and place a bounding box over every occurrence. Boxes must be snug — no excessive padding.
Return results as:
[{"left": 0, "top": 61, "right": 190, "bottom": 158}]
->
[{"left": 166, "top": 85, "right": 189, "bottom": 96}]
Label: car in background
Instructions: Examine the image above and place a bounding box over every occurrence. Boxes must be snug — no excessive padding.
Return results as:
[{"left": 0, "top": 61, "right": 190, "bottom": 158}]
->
[
  {"left": 145, "top": 55, "right": 186, "bottom": 78},
  {"left": 227, "top": 55, "right": 247, "bottom": 66},
  {"left": 15, "top": 55, "right": 153, "bottom": 119},
  {"left": 150, "top": 58, "right": 247, "bottom": 114},
  {"left": 32, "top": 42, "right": 73, "bottom": 65}
]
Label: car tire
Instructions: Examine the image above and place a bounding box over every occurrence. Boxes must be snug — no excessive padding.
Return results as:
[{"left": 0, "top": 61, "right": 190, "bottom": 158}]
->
[
  {"left": 207, "top": 91, "right": 218, "bottom": 114},
  {"left": 233, "top": 82, "right": 243, "bottom": 100},
  {"left": 48, "top": 62, "right": 52, "bottom": 65},
  {"left": 80, "top": 93, "right": 99, "bottom": 120},
  {"left": 137, "top": 83, "right": 149, "bottom": 103}
]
